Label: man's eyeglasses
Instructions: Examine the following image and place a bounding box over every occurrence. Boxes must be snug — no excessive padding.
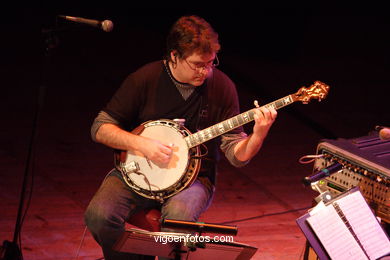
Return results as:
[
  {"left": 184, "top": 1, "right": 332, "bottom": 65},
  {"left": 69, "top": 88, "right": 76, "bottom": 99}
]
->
[{"left": 185, "top": 55, "right": 219, "bottom": 71}]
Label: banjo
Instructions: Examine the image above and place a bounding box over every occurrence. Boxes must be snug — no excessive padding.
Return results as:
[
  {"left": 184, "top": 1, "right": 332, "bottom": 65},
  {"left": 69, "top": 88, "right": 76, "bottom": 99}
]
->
[{"left": 115, "top": 81, "right": 330, "bottom": 201}]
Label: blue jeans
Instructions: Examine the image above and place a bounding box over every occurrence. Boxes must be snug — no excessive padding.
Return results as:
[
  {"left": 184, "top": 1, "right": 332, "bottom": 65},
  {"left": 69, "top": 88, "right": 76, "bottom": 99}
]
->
[{"left": 84, "top": 169, "right": 213, "bottom": 260}]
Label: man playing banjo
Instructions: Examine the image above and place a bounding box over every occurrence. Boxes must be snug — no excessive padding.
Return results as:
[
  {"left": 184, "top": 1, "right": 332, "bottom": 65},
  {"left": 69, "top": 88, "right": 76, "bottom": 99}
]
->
[{"left": 85, "top": 15, "right": 277, "bottom": 260}]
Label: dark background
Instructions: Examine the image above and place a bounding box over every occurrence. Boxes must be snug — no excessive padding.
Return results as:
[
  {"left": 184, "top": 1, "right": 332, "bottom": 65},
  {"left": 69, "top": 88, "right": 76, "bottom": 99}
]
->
[
  {"left": 1, "top": 4, "right": 390, "bottom": 259},
  {"left": 4, "top": 4, "right": 389, "bottom": 143},
  {"left": 3, "top": 4, "right": 390, "bottom": 194}
]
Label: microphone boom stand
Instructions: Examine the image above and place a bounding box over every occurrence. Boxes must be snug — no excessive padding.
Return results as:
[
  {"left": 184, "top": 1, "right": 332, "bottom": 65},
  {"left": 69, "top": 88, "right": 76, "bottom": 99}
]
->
[{"left": 1, "top": 26, "right": 59, "bottom": 260}]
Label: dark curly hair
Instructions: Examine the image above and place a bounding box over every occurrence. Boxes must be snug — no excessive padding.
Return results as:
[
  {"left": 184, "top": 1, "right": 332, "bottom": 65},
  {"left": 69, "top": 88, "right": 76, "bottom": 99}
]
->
[{"left": 165, "top": 15, "right": 220, "bottom": 62}]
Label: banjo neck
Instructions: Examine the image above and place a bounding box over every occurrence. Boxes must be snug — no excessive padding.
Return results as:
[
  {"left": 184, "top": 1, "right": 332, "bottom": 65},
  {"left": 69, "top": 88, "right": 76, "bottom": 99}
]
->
[{"left": 185, "top": 94, "right": 295, "bottom": 149}]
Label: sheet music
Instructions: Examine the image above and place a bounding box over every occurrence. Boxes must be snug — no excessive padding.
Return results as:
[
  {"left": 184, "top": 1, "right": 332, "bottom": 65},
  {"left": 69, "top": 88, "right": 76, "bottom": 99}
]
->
[
  {"left": 306, "top": 189, "right": 390, "bottom": 260},
  {"left": 336, "top": 191, "right": 390, "bottom": 260},
  {"left": 307, "top": 204, "right": 369, "bottom": 259}
]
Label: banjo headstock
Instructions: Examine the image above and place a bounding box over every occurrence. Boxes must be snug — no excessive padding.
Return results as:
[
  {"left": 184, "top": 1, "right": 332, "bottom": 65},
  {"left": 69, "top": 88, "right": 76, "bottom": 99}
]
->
[{"left": 292, "top": 81, "right": 330, "bottom": 104}]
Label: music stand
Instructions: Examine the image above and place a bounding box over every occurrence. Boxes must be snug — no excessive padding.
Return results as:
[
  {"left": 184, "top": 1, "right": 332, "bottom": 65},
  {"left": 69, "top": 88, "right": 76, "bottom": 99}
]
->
[
  {"left": 296, "top": 187, "right": 390, "bottom": 260},
  {"left": 296, "top": 213, "right": 330, "bottom": 260},
  {"left": 113, "top": 228, "right": 257, "bottom": 259}
]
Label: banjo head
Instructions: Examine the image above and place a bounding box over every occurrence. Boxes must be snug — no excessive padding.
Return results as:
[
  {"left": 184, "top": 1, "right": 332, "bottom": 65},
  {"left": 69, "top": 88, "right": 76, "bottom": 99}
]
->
[{"left": 118, "top": 120, "right": 200, "bottom": 201}]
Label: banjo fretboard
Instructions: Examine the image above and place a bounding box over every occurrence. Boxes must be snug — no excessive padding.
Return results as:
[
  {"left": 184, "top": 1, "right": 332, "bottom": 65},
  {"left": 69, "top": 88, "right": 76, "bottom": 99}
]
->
[{"left": 185, "top": 95, "right": 294, "bottom": 148}]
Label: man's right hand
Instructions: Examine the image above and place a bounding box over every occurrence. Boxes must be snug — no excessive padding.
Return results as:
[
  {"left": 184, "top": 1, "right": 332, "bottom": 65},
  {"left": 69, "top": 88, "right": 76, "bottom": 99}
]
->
[
  {"left": 95, "top": 123, "right": 173, "bottom": 166},
  {"left": 138, "top": 136, "right": 173, "bottom": 165}
]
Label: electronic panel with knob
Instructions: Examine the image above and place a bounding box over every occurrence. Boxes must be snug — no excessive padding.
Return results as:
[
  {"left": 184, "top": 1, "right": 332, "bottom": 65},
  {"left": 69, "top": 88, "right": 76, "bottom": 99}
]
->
[{"left": 312, "top": 132, "right": 390, "bottom": 223}]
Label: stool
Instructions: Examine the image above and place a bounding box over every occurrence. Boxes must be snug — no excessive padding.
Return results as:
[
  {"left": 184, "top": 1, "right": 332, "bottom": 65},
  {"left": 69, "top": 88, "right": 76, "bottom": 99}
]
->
[{"left": 126, "top": 209, "right": 161, "bottom": 232}]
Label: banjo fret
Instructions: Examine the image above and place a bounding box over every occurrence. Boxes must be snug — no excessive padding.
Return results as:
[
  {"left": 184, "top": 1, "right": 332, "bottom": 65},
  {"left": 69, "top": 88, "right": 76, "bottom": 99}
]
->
[{"left": 185, "top": 95, "right": 295, "bottom": 148}]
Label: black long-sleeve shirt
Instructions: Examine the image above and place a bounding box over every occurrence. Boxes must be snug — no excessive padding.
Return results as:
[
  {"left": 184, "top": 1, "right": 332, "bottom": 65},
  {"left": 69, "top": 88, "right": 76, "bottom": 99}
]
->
[{"left": 91, "top": 60, "right": 248, "bottom": 185}]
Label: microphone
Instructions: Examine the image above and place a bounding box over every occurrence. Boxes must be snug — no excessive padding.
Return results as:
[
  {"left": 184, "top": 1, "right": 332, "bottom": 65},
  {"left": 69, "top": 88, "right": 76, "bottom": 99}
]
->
[
  {"left": 58, "top": 15, "right": 114, "bottom": 32},
  {"left": 302, "top": 162, "right": 343, "bottom": 186},
  {"left": 376, "top": 126, "right": 390, "bottom": 141}
]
